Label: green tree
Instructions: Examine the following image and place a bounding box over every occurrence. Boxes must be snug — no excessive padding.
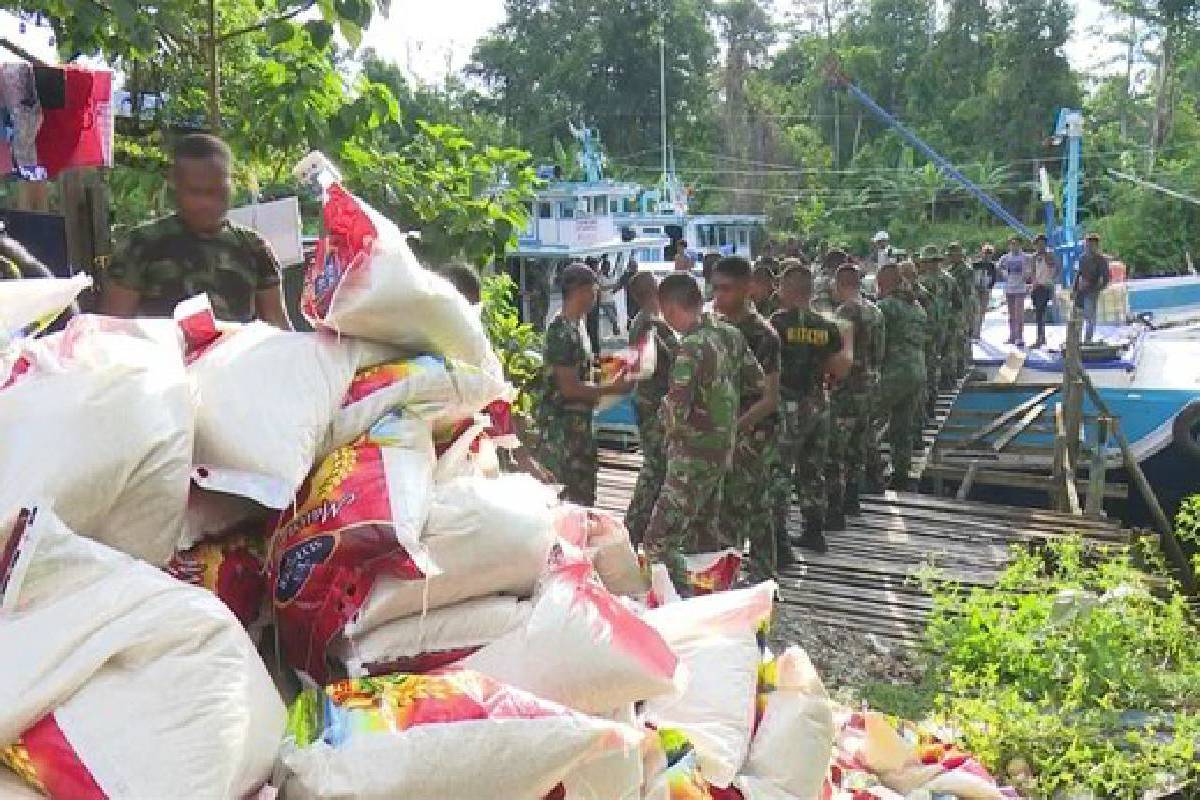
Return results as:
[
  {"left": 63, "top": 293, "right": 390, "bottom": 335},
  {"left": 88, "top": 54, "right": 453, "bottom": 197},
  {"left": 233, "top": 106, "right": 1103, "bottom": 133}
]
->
[{"left": 468, "top": 0, "right": 717, "bottom": 167}]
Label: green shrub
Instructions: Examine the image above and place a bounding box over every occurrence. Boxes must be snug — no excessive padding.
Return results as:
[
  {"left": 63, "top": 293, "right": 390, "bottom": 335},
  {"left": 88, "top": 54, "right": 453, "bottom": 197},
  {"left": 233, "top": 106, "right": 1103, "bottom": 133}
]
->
[
  {"left": 920, "top": 538, "right": 1200, "bottom": 799},
  {"left": 480, "top": 272, "right": 542, "bottom": 414}
]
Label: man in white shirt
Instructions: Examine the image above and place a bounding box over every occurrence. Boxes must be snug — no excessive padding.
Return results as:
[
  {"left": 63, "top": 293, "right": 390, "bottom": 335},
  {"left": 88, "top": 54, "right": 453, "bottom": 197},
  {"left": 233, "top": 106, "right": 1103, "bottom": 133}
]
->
[
  {"left": 871, "top": 230, "right": 893, "bottom": 269},
  {"left": 1029, "top": 234, "right": 1061, "bottom": 348}
]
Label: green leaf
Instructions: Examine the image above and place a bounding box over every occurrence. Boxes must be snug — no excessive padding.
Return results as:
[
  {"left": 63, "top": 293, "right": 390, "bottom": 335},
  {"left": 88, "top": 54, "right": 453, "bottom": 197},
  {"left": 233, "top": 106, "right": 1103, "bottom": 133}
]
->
[
  {"left": 338, "top": 17, "right": 363, "bottom": 49},
  {"left": 304, "top": 19, "right": 335, "bottom": 49},
  {"left": 266, "top": 19, "right": 297, "bottom": 45}
]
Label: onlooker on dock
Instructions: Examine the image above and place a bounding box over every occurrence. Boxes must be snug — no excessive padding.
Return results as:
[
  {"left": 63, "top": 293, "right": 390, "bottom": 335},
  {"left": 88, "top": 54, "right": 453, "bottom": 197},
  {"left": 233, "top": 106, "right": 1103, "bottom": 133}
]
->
[{"left": 1074, "top": 232, "right": 1111, "bottom": 344}]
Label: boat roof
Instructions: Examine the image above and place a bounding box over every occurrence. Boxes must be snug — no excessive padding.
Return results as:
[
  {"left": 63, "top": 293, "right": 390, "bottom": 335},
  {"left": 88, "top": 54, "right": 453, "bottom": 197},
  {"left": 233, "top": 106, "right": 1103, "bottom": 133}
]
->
[{"left": 509, "top": 234, "right": 669, "bottom": 259}]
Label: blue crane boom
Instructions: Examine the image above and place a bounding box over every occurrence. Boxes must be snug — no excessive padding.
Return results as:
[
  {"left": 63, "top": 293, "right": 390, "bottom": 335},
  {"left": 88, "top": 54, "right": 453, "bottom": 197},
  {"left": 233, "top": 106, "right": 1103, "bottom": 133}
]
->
[{"left": 826, "top": 63, "right": 1036, "bottom": 241}]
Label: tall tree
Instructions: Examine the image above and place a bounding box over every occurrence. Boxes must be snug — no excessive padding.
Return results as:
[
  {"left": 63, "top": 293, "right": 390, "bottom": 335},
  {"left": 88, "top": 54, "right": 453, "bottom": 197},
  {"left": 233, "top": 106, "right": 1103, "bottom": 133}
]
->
[
  {"left": 468, "top": 0, "right": 716, "bottom": 168},
  {"left": 713, "top": 0, "right": 776, "bottom": 210}
]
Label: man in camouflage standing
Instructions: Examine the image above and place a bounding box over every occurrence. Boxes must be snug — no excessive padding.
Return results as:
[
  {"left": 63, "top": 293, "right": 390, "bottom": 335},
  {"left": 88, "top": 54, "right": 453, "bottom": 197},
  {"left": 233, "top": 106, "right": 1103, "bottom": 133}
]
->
[
  {"left": 812, "top": 248, "right": 848, "bottom": 314},
  {"left": 751, "top": 260, "right": 780, "bottom": 318},
  {"left": 712, "top": 256, "right": 782, "bottom": 577},
  {"left": 876, "top": 263, "right": 929, "bottom": 490},
  {"left": 916, "top": 245, "right": 953, "bottom": 416},
  {"left": 624, "top": 272, "right": 681, "bottom": 546},
  {"left": 827, "top": 264, "right": 885, "bottom": 528},
  {"left": 534, "top": 263, "right": 631, "bottom": 506},
  {"left": 943, "top": 241, "right": 977, "bottom": 380},
  {"left": 643, "top": 274, "right": 764, "bottom": 591},
  {"left": 900, "top": 259, "right": 935, "bottom": 445},
  {"left": 770, "top": 263, "right": 849, "bottom": 553}
]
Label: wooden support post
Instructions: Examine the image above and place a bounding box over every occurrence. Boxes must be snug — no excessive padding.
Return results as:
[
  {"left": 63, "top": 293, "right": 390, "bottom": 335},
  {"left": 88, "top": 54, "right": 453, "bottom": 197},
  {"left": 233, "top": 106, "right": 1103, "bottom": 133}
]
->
[
  {"left": 956, "top": 463, "right": 979, "bottom": 501},
  {"left": 1079, "top": 376, "right": 1198, "bottom": 597},
  {"left": 1085, "top": 415, "right": 1110, "bottom": 519},
  {"left": 1063, "top": 313, "right": 1085, "bottom": 472},
  {"left": 1052, "top": 403, "right": 1066, "bottom": 512}
]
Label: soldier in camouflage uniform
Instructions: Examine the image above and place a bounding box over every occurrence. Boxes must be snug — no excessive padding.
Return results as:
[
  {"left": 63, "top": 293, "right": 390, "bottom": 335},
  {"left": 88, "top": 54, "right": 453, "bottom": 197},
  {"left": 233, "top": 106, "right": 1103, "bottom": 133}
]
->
[
  {"left": 900, "top": 259, "right": 935, "bottom": 441},
  {"left": 751, "top": 260, "right": 780, "bottom": 318},
  {"left": 644, "top": 274, "right": 764, "bottom": 591},
  {"left": 826, "top": 264, "right": 885, "bottom": 529},
  {"left": 624, "top": 272, "right": 682, "bottom": 545},
  {"left": 100, "top": 134, "right": 291, "bottom": 327},
  {"left": 915, "top": 246, "right": 950, "bottom": 411},
  {"left": 712, "top": 256, "right": 782, "bottom": 577},
  {"left": 812, "top": 249, "right": 848, "bottom": 314},
  {"left": 876, "top": 264, "right": 929, "bottom": 491},
  {"left": 770, "top": 263, "right": 847, "bottom": 553},
  {"left": 534, "top": 263, "right": 631, "bottom": 507},
  {"left": 944, "top": 242, "right": 977, "bottom": 377}
]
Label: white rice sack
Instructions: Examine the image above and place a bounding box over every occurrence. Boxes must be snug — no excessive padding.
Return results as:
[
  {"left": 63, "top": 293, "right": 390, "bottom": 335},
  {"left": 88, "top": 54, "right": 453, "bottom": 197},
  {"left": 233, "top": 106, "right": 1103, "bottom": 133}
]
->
[
  {"left": 741, "top": 646, "right": 835, "bottom": 799},
  {"left": 0, "top": 506, "right": 285, "bottom": 799},
  {"left": 0, "top": 273, "right": 89, "bottom": 344},
  {"left": 334, "top": 595, "right": 531, "bottom": 677},
  {"left": 552, "top": 505, "right": 647, "bottom": 597},
  {"left": 562, "top": 705, "right": 645, "bottom": 800},
  {"left": 0, "top": 316, "right": 193, "bottom": 565},
  {"left": 461, "top": 562, "right": 679, "bottom": 713},
  {"left": 301, "top": 183, "right": 495, "bottom": 369},
  {"left": 189, "top": 323, "right": 365, "bottom": 507},
  {"left": 348, "top": 473, "right": 558, "bottom": 635},
  {"left": 327, "top": 354, "right": 507, "bottom": 453},
  {"left": 279, "top": 670, "right": 639, "bottom": 800},
  {"left": 643, "top": 581, "right": 777, "bottom": 789}
]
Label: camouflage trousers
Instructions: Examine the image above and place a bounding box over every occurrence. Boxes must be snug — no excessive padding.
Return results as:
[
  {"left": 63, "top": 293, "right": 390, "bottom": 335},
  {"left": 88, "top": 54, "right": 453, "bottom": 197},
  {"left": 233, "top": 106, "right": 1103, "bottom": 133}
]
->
[
  {"left": 533, "top": 408, "right": 597, "bottom": 506},
  {"left": 827, "top": 390, "right": 872, "bottom": 513},
  {"left": 863, "top": 391, "right": 887, "bottom": 492},
  {"left": 943, "top": 316, "right": 967, "bottom": 387},
  {"left": 882, "top": 372, "right": 923, "bottom": 486},
  {"left": 625, "top": 399, "right": 666, "bottom": 546},
  {"left": 720, "top": 427, "right": 778, "bottom": 576},
  {"left": 774, "top": 395, "right": 830, "bottom": 528},
  {"left": 643, "top": 449, "right": 726, "bottom": 591}
]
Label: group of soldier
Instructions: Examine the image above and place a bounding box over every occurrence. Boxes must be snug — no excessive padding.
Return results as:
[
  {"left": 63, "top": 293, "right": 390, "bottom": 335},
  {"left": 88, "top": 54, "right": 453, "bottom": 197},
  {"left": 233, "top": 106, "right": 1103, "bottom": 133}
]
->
[{"left": 531, "top": 236, "right": 980, "bottom": 592}]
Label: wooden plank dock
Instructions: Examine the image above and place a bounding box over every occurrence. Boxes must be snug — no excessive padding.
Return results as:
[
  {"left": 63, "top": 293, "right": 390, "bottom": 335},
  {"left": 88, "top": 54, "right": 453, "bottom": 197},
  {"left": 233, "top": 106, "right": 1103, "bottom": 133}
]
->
[{"left": 596, "top": 449, "right": 1136, "bottom": 646}]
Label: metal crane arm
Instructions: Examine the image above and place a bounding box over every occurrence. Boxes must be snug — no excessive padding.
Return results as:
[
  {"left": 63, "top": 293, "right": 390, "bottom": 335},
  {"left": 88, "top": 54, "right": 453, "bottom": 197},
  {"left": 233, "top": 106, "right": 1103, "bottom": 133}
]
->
[{"left": 826, "top": 61, "right": 1035, "bottom": 240}]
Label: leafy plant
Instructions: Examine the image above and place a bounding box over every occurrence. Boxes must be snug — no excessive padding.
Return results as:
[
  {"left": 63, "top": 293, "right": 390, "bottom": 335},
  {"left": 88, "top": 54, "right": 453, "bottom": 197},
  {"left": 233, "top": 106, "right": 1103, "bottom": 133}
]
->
[
  {"left": 480, "top": 272, "right": 542, "bottom": 414},
  {"left": 1174, "top": 493, "right": 1200, "bottom": 575},
  {"left": 918, "top": 537, "right": 1200, "bottom": 799}
]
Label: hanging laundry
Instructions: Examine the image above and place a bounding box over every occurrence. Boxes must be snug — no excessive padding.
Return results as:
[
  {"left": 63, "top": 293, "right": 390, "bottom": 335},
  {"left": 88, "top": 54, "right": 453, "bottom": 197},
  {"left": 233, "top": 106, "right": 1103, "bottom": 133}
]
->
[
  {"left": 69, "top": 69, "right": 112, "bottom": 170},
  {"left": 35, "top": 65, "right": 96, "bottom": 178},
  {"left": 0, "top": 62, "right": 44, "bottom": 179}
]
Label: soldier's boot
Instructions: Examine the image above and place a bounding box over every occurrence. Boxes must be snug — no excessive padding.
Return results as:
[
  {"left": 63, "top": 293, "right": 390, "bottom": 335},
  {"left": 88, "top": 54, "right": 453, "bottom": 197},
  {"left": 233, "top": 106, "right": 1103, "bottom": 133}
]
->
[
  {"left": 826, "top": 507, "right": 846, "bottom": 532},
  {"left": 844, "top": 481, "right": 862, "bottom": 516},
  {"left": 795, "top": 513, "right": 827, "bottom": 554},
  {"left": 892, "top": 475, "right": 915, "bottom": 492}
]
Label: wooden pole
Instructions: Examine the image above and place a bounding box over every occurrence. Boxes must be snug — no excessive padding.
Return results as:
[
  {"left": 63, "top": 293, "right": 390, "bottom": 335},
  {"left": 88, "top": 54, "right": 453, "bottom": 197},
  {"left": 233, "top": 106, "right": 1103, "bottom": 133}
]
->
[
  {"left": 206, "top": 0, "right": 221, "bottom": 131},
  {"left": 1063, "top": 312, "right": 1085, "bottom": 472},
  {"left": 1085, "top": 415, "right": 1110, "bottom": 518},
  {"left": 1079, "top": 376, "right": 1198, "bottom": 596},
  {"left": 1052, "top": 402, "right": 1066, "bottom": 512}
]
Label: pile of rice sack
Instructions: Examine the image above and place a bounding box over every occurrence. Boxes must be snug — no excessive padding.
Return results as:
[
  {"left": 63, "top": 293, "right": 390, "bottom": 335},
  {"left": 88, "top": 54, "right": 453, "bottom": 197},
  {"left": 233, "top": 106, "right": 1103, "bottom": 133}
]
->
[{"left": 0, "top": 178, "right": 1019, "bottom": 800}]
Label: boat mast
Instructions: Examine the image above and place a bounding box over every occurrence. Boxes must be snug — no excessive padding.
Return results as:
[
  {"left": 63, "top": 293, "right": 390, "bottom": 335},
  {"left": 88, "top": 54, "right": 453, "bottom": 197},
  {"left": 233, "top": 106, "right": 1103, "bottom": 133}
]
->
[{"left": 659, "top": 26, "right": 668, "bottom": 185}]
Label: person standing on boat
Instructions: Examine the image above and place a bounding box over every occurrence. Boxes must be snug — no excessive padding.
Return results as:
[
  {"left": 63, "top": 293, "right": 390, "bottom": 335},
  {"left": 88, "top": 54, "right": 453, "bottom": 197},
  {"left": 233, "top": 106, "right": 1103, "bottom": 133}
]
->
[
  {"left": 624, "top": 271, "right": 681, "bottom": 546},
  {"left": 534, "top": 263, "right": 631, "bottom": 507},
  {"left": 944, "top": 242, "right": 977, "bottom": 376},
  {"left": 643, "top": 273, "right": 763, "bottom": 591},
  {"left": 1074, "top": 232, "right": 1111, "bottom": 344},
  {"left": 770, "top": 262, "right": 848, "bottom": 554},
  {"left": 1030, "top": 234, "right": 1062, "bottom": 349},
  {"left": 916, "top": 246, "right": 951, "bottom": 401},
  {"left": 712, "top": 256, "right": 783, "bottom": 578},
  {"left": 673, "top": 239, "right": 695, "bottom": 272},
  {"left": 827, "top": 264, "right": 884, "bottom": 531},
  {"left": 972, "top": 244, "right": 998, "bottom": 337},
  {"left": 876, "top": 263, "right": 929, "bottom": 491},
  {"left": 997, "top": 236, "right": 1032, "bottom": 346}
]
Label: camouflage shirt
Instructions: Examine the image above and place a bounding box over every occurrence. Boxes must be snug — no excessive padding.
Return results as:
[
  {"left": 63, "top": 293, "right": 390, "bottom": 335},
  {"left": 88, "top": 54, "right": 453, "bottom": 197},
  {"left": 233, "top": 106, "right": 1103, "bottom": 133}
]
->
[
  {"left": 628, "top": 309, "right": 680, "bottom": 409},
  {"left": 879, "top": 288, "right": 929, "bottom": 386},
  {"left": 107, "top": 214, "right": 281, "bottom": 322},
  {"left": 662, "top": 312, "right": 764, "bottom": 461},
  {"left": 770, "top": 307, "right": 842, "bottom": 402},
  {"left": 946, "top": 259, "right": 976, "bottom": 311},
  {"left": 724, "top": 308, "right": 780, "bottom": 428},
  {"left": 539, "top": 313, "right": 594, "bottom": 414},
  {"left": 834, "top": 298, "right": 885, "bottom": 394},
  {"left": 754, "top": 293, "right": 780, "bottom": 319}
]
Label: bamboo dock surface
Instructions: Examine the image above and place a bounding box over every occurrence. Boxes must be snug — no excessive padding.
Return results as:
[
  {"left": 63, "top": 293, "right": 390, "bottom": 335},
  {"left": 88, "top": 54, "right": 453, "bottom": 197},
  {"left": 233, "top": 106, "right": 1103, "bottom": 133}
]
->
[{"left": 595, "top": 448, "right": 1135, "bottom": 645}]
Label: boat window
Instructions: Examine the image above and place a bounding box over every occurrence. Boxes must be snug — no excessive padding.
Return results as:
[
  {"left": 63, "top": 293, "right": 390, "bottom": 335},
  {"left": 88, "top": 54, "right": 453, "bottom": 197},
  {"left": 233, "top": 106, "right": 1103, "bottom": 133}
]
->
[
  {"left": 609, "top": 200, "right": 619, "bottom": 213},
  {"left": 538, "top": 202, "right": 553, "bottom": 219},
  {"left": 642, "top": 227, "right": 662, "bottom": 235},
  {"left": 594, "top": 196, "right": 609, "bottom": 215},
  {"left": 560, "top": 202, "right": 575, "bottom": 219},
  {"left": 737, "top": 229, "right": 748, "bottom": 245},
  {"left": 718, "top": 227, "right": 728, "bottom": 246}
]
